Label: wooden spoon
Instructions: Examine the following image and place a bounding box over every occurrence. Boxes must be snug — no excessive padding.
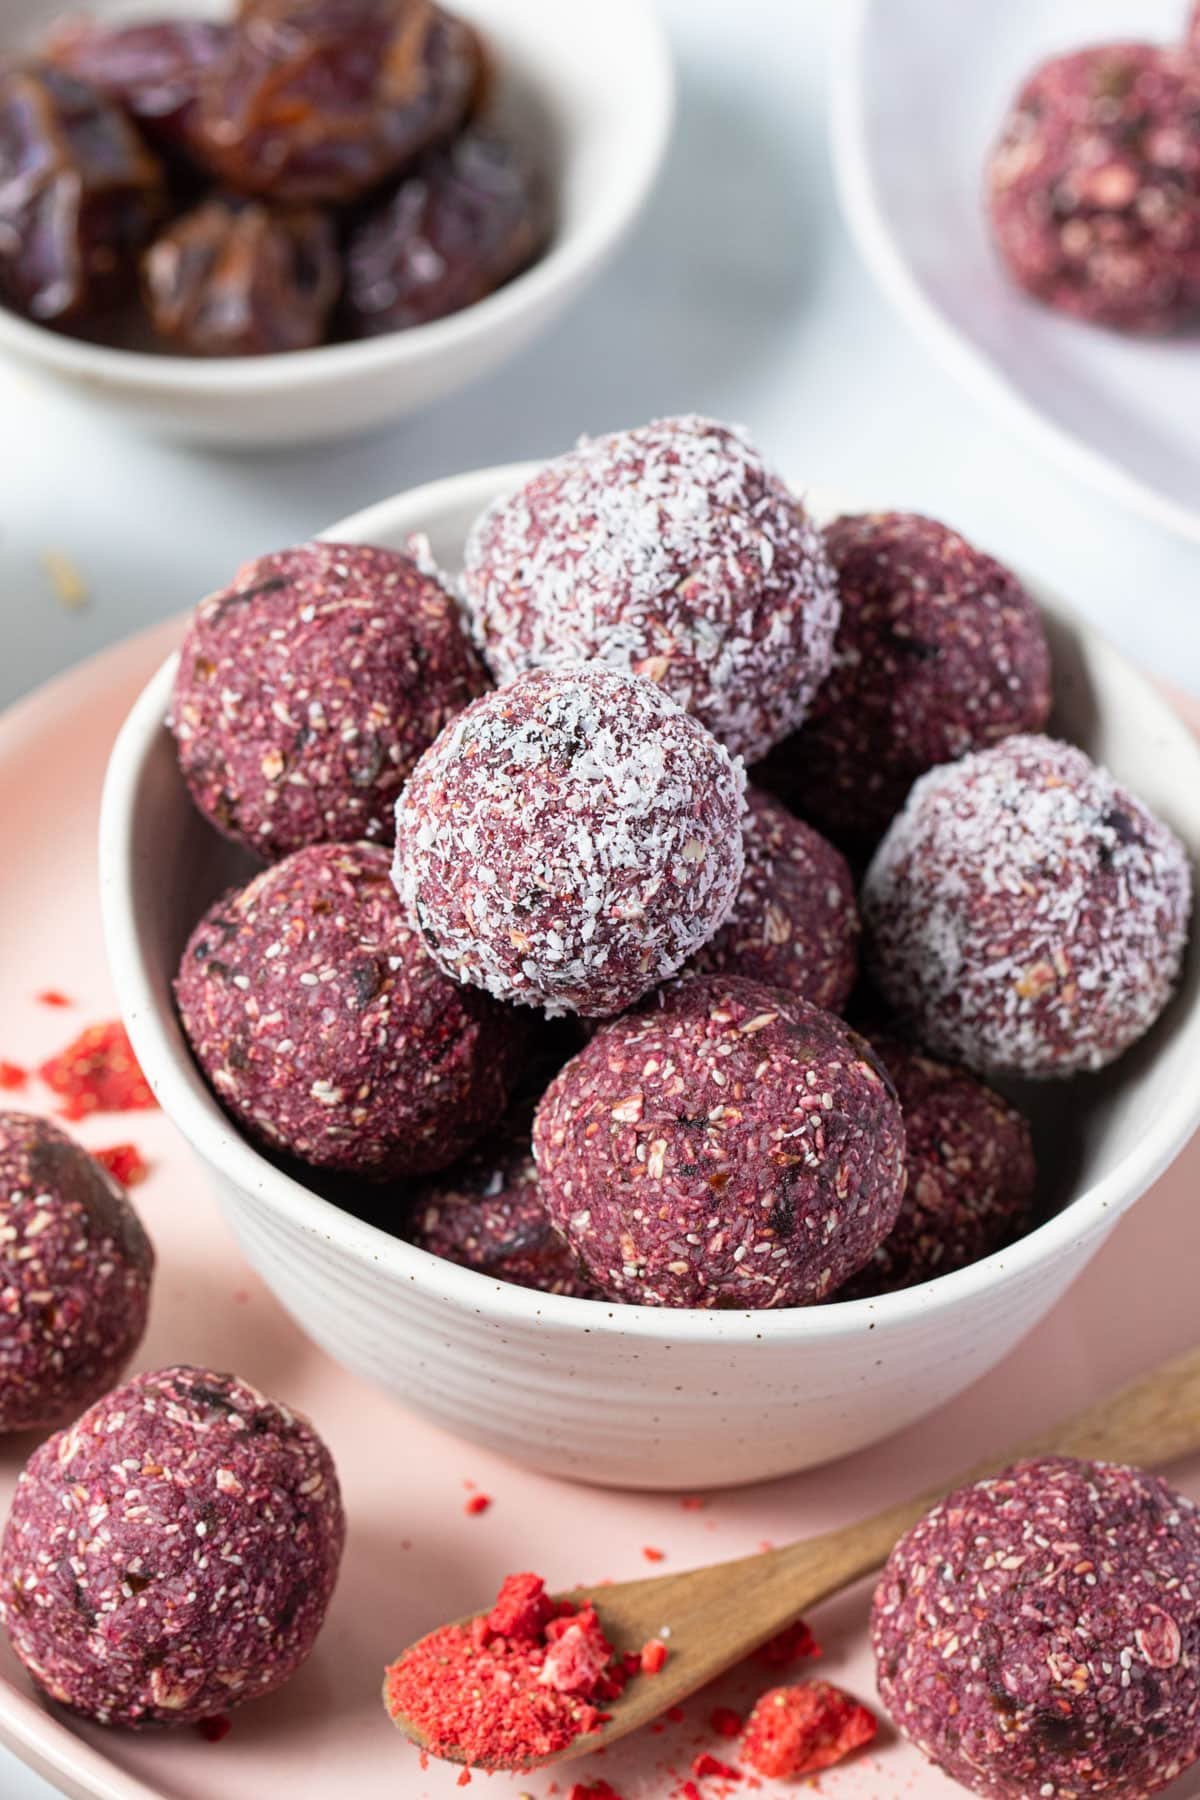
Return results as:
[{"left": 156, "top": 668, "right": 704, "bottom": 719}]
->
[{"left": 386, "top": 1344, "right": 1200, "bottom": 1772}]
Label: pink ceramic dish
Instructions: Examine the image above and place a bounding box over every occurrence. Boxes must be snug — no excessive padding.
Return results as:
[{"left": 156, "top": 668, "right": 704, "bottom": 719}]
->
[
  {"left": 98, "top": 469, "right": 1200, "bottom": 1493},
  {"left": 3, "top": 626, "right": 1200, "bottom": 1799}
]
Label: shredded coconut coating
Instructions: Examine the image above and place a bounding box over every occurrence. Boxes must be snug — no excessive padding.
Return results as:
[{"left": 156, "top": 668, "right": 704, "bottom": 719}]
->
[
  {"left": 404, "top": 1101, "right": 598, "bottom": 1298},
  {"left": 393, "top": 664, "right": 747, "bottom": 1017},
  {"left": 532, "top": 975, "right": 906, "bottom": 1309},
  {"left": 987, "top": 44, "right": 1200, "bottom": 333},
  {"left": 170, "top": 541, "right": 488, "bottom": 860},
  {"left": 863, "top": 735, "right": 1192, "bottom": 1078},
  {"left": 0, "top": 1366, "right": 344, "bottom": 1728},
  {"left": 459, "top": 416, "right": 840, "bottom": 763},
  {"left": 758, "top": 513, "right": 1051, "bottom": 843},
  {"left": 685, "top": 787, "right": 859, "bottom": 1009},
  {"left": 0, "top": 1112, "right": 153, "bottom": 1433},
  {"left": 175, "top": 842, "right": 527, "bottom": 1176},
  {"left": 837, "top": 1039, "right": 1035, "bottom": 1298},
  {"left": 873, "top": 1456, "right": 1200, "bottom": 1799}
]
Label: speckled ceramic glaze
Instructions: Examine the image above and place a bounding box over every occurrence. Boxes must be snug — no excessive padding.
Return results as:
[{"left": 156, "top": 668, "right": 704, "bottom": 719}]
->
[{"left": 99, "top": 466, "right": 1200, "bottom": 1489}]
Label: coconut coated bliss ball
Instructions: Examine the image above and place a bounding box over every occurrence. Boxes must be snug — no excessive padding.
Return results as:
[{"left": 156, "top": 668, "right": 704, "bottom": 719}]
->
[
  {"left": 760, "top": 512, "right": 1052, "bottom": 844},
  {"left": 863, "top": 734, "right": 1192, "bottom": 1078},
  {"left": 393, "top": 664, "right": 747, "bottom": 1017},
  {"left": 873, "top": 1456, "right": 1200, "bottom": 1799},
  {"left": 170, "top": 540, "right": 487, "bottom": 860},
  {"left": 0, "top": 1366, "right": 344, "bottom": 1728},
  {"left": 532, "top": 975, "right": 906, "bottom": 1308},
  {"left": 0, "top": 1112, "right": 154, "bottom": 1432},
  {"left": 459, "top": 415, "right": 840, "bottom": 763},
  {"left": 176, "top": 842, "right": 526, "bottom": 1176}
]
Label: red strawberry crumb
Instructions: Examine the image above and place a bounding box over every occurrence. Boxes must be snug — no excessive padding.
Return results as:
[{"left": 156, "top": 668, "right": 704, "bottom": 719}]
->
[
  {"left": 567, "top": 1782, "right": 625, "bottom": 1800},
  {"left": 680, "top": 1496, "right": 706, "bottom": 1511},
  {"left": 541, "top": 1605, "right": 613, "bottom": 1695},
  {"left": 0, "top": 1061, "right": 27, "bottom": 1090},
  {"left": 679, "top": 1784, "right": 702, "bottom": 1800},
  {"left": 456, "top": 1772, "right": 471, "bottom": 1788},
  {"left": 486, "top": 1573, "right": 553, "bottom": 1643},
  {"left": 740, "top": 1681, "right": 876, "bottom": 1780},
  {"left": 464, "top": 1493, "right": 492, "bottom": 1516},
  {"left": 754, "top": 1618, "right": 821, "bottom": 1665},
  {"left": 93, "top": 1143, "right": 149, "bottom": 1186},
  {"left": 36, "top": 990, "right": 72, "bottom": 1008},
  {"left": 693, "top": 1751, "right": 741, "bottom": 1779},
  {"left": 39, "top": 1021, "right": 156, "bottom": 1119},
  {"left": 196, "top": 1715, "right": 231, "bottom": 1742},
  {"left": 667, "top": 1705, "right": 685, "bottom": 1723},
  {"left": 640, "top": 1638, "right": 668, "bottom": 1674},
  {"left": 711, "top": 1707, "right": 744, "bottom": 1737},
  {"left": 642, "top": 1546, "right": 665, "bottom": 1563}
]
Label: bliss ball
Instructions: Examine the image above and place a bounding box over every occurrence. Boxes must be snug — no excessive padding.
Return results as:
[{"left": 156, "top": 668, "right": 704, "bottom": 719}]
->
[
  {"left": 758, "top": 513, "right": 1051, "bottom": 844},
  {"left": 532, "top": 975, "right": 906, "bottom": 1308},
  {"left": 404, "top": 1103, "right": 596, "bottom": 1298},
  {"left": 459, "top": 415, "right": 839, "bottom": 763},
  {"left": 873, "top": 1456, "right": 1200, "bottom": 1799},
  {"left": 175, "top": 842, "right": 526, "bottom": 1177},
  {"left": 393, "top": 664, "right": 747, "bottom": 1018},
  {"left": 837, "top": 1040, "right": 1035, "bottom": 1298},
  {"left": 0, "top": 1366, "right": 343, "bottom": 1728},
  {"left": 0, "top": 1113, "right": 153, "bottom": 1433},
  {"left": 170, "top": 541, "right": 487, "bottom": 860},
  {"left": 685, "top": 788, "right": 858, "bottom": 1009},
  {"left": 987, "top": 44, "right": 1200, "bottom": 333},
  {"left": 863, "top": 735, "right": 1192, "bottom": 1078}
]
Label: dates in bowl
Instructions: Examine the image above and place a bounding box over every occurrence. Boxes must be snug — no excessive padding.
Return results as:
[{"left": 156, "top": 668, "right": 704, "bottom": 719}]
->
[{"left": 0, "top": 0, "right": 552, "bottom": 357}]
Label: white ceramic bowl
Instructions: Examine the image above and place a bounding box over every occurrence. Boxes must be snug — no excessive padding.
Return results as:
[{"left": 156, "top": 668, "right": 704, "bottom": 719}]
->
[
  {"left": 99, "top": 464, "right": 1200, "bottom": 1490},
  {"left": 0, "top": 0, "right": 672, "bottom": 447}
]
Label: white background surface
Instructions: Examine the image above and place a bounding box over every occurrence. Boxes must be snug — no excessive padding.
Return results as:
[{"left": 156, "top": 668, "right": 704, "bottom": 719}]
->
[{"left": 2, "top": 0, "right": 1199, "bottom": 1793}]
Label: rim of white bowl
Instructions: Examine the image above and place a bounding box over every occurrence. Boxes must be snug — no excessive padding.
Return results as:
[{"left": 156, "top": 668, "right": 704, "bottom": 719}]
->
[
  {"left": 0, "top": 0, "right": 673, "bottom": 397},
  {"left": 827, "top": 0, "right": 1200, "bottom": 550},
  {"left": 100, "top": 461, "right": 1200, "bottom": 1343}
]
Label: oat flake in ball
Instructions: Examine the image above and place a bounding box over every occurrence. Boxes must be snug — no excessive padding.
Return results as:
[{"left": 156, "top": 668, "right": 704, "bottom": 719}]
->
[
  {"left": 0, "top": 1112, "right": 153, "bottom": 1433},
  {"left": 988, "top": 44, "right": 1200, "bottom": 334},
  {"left": 758, "top": 513, "right": 1051, "bottom": 844},
  {"left": 0, "top": 1365, "right": 344, "bottom": 1727},
  {"left": 532, "top": 975, "right": 906, "bottom": 1308},
  {"left": 685, "top": 787, "right": 859, "bottom": 1009},
  {"left": 175, "top": 842, "right": 526, "bottom": 1176},
  {"left": 863, "top": 735, "right": 1192, "bottom": 1078},
  {"left": 838, "top": 1040, "right": 1035, "bottom": 1298},
  {"left": 393, "top": 664, "right": 747, "bottom": 1017},
  {"left": 873, "top": 1456, "right": 1200, "bottom": 1800},
  {"left": 459, "top": 415, "right": 840, "bottom": 763},
  {"left": 170, "top": 541, "right": 487, "bottom": 860}
]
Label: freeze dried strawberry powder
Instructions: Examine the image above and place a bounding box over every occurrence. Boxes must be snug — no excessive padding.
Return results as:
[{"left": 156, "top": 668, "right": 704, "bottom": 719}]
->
[
  {"left": 39, "top": 1020, "right": 156, "bottom": 1119},
  {"left": 741, "top": 1679, "right": 876, "bottom": 1779}
]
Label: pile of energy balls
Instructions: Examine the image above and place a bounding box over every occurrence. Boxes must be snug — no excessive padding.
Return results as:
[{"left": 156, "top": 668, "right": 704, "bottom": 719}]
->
[{"left": 168, "top": 413, "right": 1193, "bottom": 1312}]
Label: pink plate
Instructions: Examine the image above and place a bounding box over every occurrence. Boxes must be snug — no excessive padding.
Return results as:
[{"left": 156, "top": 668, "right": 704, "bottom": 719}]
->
[{"left": 1, "top": 623, "right": 1199, "bottom": 1800}]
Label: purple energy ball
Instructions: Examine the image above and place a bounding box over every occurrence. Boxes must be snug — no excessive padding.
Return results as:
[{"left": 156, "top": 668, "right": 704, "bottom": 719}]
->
[
  {"left": 873, "top": 1456, "right": 1200, "bottom": 1799},
  {"left": 392, "top": 664, "right": 747, "bottom": 1017},
  {"left": 0, "top": 1112, "right": 153, "bottom": 1433},
  {"left": 863, "top": 735, "right": 1192, "bottom": 1078},
  {"left": 175, "top": 842, "right": 526, "bottom": 1176},
  {"left": 404, "top": 1103, "right": 596, "bottom": 1298},
  {"left": 837, "top": 1040, "right": 1035, "bottom": 1298},
  {"left": 684, "top": 787, "right": 859, "bottom": 1009},
  {"left": 757, "top": 513, "right": 1051, "bottom": 844},
  {"left": 987, "top": 43, "right": 1200, "bottom": 333},
  {"left": 0, "top": 1365, "right": 344, "bottom": 1727},
  {"left": 459, "top": 416, "right": 840, "bottom": 763},
  {"left": 170, "top": 541, "right": 487, "bottom": 860},
  {"left": 532, "top": 975, "right": 906, "bottom": 1308}
]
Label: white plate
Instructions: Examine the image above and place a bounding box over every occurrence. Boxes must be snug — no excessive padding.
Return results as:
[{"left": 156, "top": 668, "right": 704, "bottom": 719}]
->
[{"left": 831, "top": 0, "right": 1200, "bottom": 545}]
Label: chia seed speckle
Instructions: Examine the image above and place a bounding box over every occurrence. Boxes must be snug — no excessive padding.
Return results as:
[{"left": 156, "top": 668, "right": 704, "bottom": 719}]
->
[
  {"left": 170, "top": 541, "right": 487, "bottom": 860},
  {"left": 873, "top": 1456, "right": 1200, "bottom": 1799},
  {"left": 863, "top": 735, "right": 1192, "bottom": 1078},
  {"left": 758, "top": 513, "right": 1051, "bottom": 844},
  {"left": 459, "top": 416, "right": 840, "bottom": 762},
  {"left": 0, "top": 1366, "right": 344, "bottom": 1728},
  {"left": 175, "top": 842, "right": 527, "bottom": 1176},
  {"left": 837, "top": 1039, "right": 1035, "bottom": 1297},
  {"left": 0, "top": 1112, "right": 153, "bottom": 1432},
  {"left": 392, "top": 664, "right": 747, "bottom": 1018},
  {"left": 685, "top": 787, "right": 859, "bottom": 1010},
  {"left": 532, "top": 974, "right": 906, "bottom": 1308}
]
